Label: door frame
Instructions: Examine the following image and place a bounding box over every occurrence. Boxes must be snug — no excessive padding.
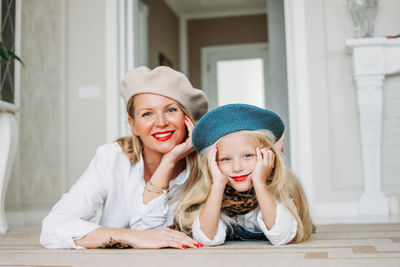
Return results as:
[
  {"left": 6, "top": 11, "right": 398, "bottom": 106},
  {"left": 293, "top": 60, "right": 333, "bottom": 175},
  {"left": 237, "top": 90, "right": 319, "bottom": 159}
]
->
[
  {"left": 201, "top": 43, "right": 269, "bottom": 110},
  {"left": 105, "top": 0, "right": 148, "bottom": 142}
]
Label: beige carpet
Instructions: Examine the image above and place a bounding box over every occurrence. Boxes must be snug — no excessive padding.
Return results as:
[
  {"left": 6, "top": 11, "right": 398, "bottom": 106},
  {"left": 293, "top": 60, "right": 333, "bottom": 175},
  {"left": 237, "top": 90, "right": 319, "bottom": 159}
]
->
[{"left": 1, "top": 223, "right": 400, "bottom": 267}]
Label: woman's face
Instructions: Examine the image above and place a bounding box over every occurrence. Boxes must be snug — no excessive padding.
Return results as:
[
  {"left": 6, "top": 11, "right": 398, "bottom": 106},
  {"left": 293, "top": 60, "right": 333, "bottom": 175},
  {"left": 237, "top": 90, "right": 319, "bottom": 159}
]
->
[
  {"left": 129, "top": 93, "right": 187, "bottom": 155},
  {"left": 216, "top": 132, "right": 257, "bottom": 192}
]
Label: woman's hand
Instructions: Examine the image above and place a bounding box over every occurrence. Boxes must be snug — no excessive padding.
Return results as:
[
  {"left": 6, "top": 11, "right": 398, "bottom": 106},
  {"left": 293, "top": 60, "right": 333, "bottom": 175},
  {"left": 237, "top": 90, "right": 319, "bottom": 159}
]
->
[
  {"left": 76, "top": 227, "right": 202, "bottom": 249},
  {"left": 251, "top": 147, "right": 275, "bottom": 187},
  {"left": 163, "top": 116, "right": 195, "bottom": 164},
  {"left": 208, "top": 145, "right": 228, "bottom": 187},
  {"left": 128, "top": 228, "right": 202, "bottom": 249}
]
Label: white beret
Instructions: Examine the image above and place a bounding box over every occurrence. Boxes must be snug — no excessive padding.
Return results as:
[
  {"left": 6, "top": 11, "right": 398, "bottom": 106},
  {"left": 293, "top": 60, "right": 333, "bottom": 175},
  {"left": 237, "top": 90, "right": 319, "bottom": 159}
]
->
[{"left": 120, "top": 66, "right": 209, "bottom": 121}]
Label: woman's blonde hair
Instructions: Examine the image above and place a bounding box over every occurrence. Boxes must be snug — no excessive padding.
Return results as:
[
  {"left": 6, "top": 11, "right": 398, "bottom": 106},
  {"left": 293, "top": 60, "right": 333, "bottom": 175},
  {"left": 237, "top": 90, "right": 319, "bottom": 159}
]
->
[
  {"left": 174, "top": 129, "right": 313, "bottom": 243},
  {"left": 116, "top": 95, "right": 203, "bottom": 202}
]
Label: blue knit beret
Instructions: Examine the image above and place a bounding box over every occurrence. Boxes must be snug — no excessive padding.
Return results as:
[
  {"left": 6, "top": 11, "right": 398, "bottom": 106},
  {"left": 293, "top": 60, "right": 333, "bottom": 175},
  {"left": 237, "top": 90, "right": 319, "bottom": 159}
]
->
[{"left": 192, "top": 104, "right": 285, "bottom": 152}]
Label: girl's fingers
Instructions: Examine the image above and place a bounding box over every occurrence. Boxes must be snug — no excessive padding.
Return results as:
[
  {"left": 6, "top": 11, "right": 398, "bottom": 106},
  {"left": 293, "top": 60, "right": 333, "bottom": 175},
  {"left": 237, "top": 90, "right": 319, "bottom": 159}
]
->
[
  {"left": 259, "top": 148, "right": 275, "bottom": 166},
  {"left": 258, "top": 148, "right": 268, "bottom": 163},
  {"left": 208, "top": 145, "right": 217, "bottom": 165},
  {"left": 256, "top": 147, "right": 262, "bottom": 162},
  {"left": 265, "top": 150, "right": 275, "bottom": 167},
  {"left": 270, "top": 151, "right": 275, "bottom": 167}
]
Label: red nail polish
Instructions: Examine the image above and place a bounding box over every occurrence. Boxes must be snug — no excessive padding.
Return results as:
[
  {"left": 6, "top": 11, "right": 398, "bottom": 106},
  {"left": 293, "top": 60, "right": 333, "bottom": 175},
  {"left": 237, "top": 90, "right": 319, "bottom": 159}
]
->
[
  {"left": 198, "top": 243, "right": 203, "bottom": 247},
  {"left": 182, "top": 245, "right": 188, "bottom": 249},
  {"left": 193, "top": 243, "right": 199, "bottom": 247}
]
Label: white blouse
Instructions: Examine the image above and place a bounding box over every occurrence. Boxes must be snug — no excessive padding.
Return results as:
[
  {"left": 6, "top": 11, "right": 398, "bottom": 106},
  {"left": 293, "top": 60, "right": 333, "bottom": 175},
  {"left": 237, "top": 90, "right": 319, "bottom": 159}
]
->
[
  {"left": 192, "top": 202, "right": 298, "bottom": 246},
  {"left": 40, "top": 143, "right": 190, "bottom": 249}
]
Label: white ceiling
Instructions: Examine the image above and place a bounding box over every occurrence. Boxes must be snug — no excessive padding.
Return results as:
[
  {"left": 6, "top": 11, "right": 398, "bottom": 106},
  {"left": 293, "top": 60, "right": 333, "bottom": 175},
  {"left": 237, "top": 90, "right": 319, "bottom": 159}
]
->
[{"left": 164, "top": 0, "right": 267, "bottom": 18}]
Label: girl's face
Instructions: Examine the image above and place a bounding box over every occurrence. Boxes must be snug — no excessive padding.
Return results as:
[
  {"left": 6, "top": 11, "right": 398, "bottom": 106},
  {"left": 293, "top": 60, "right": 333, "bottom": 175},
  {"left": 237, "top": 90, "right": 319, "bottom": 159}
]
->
[
  {"left": 129, "top": 93, "right": 187, "bottom": 155},
  {"left": 216, "top": 132, "right": 257, "bottom": 192}
]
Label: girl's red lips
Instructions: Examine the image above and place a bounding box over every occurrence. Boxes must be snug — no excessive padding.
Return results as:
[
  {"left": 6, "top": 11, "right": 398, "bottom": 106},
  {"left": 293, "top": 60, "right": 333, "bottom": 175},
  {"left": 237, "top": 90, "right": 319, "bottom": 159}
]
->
[
  {"left": 152, "top": 131, "right": 175, "bottom": 141},
  {"left": 231, "top": 174, "right": 250, "bottom": 182}
]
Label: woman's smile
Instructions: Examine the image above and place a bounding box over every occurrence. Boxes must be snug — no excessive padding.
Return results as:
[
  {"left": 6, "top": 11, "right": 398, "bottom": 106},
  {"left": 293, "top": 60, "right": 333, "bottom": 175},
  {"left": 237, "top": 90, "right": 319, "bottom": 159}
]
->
[{"left": 152, "top": 130, "right": 175, "bottom": 141}]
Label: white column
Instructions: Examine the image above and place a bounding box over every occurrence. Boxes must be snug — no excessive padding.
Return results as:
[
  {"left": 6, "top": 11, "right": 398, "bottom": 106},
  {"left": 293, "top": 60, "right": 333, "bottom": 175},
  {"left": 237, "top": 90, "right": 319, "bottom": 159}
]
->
[
  {"left": 0, "top": 102, "right": 18, "bottom": 234},
  {"left": 356, "top": 74, "right": 388, "bottom": 216},
  {"left": 346, "top": 37, "right": 400, "bottom": 216},
  {"left": 283, "top": 0, "right": 315, "bottom": 213}
]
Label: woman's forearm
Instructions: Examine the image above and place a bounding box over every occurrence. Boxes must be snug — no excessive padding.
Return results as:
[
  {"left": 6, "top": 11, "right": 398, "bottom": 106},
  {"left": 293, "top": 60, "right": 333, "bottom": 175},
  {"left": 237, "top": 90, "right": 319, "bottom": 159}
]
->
[
  {"left": 142, "top": 159, "right": 175, "bottom": 204},
  {"left": 75, "top": 227, "right": 200, "bottom": 249},
  {"left": 75, "top": 227, "right": 134, "bottom": 248},
  {"left": 199, "top": 183, "right": 225, "bottom": 240}
]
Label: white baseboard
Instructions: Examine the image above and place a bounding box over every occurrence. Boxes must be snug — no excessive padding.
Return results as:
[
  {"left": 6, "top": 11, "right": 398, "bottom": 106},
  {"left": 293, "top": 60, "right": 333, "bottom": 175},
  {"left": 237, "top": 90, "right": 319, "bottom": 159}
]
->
[
  {"left": 6, "top": 209, "right": 49, "bottom": 231},
  {"left": 314, "top": 201, "right": 359, "bottom": 218},
  {"left": 312, "top": 201, "right": 400, "bottom": 224},
  {"left": 313, "top": 201, "right": 358, "bottom": 224}
]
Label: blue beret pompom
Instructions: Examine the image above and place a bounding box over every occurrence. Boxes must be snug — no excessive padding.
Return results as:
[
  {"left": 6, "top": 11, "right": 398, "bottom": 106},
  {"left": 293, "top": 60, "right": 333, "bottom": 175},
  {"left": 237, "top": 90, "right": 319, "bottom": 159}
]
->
[{"left": 192, "top": 104, "right": 285, "bottom": 152}]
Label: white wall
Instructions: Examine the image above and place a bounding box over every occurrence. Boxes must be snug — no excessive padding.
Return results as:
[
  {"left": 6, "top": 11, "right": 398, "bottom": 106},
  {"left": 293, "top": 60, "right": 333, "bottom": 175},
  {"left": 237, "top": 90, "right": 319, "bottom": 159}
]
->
[
  {"left": 6, "top": 0, "right": 65, "bottom": 228},
  {"left": 382, "top": 75, "right": 400, "bottom": 194},
  {"left": 6, "top": 0, "right": 110, "bottom": 229},
  {"left": 375, "top": 1, "right": 400, "bottom": 196},
  {"left": 66, "top": 0, "right": 107, "bottom": 189},
  {"left": 302, "top": 0, "right": 400, "bottom": 218}
]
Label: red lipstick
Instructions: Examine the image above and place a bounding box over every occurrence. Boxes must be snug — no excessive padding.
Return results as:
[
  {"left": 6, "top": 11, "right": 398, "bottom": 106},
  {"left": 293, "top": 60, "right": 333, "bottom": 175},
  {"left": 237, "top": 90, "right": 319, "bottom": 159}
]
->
[
  {"left": 231, "top": 174, "right": 249, "bottom": 182},
  {"left": 152, "top": 131, "right": 174, "bottom": 141}
]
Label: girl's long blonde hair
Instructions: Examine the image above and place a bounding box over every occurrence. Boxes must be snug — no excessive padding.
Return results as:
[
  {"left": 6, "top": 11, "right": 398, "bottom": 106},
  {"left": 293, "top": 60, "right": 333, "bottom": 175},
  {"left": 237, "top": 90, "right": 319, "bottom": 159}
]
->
[
  {"left": 116, "top": 96, "right": 203, "bottom": 201},
  {"left": 175, "top": 130, "right": 313, "bottom": 243}
]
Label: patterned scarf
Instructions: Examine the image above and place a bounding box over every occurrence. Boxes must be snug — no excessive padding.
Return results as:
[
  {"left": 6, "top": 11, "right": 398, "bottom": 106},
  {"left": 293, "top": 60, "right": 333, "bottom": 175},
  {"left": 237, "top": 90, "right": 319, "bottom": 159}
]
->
[
  {"left": 221, "top": 184, "right": 259, "bottom": 217},
  {"left": 169, "top": 184, "right": 261, "bottom": 231}
]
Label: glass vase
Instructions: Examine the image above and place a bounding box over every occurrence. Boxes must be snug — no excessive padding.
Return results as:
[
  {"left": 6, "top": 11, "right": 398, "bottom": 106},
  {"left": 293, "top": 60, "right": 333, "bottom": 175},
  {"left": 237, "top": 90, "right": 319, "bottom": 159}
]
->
[{"left": 346, "top": 0, "right": 379, "bottom": 38}]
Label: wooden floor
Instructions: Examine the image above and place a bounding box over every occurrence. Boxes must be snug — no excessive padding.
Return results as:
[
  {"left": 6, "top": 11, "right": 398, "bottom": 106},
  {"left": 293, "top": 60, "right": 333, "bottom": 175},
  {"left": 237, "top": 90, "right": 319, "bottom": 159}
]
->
[{"left": 1, "top": 223, "right": 400, "bottom": 266}]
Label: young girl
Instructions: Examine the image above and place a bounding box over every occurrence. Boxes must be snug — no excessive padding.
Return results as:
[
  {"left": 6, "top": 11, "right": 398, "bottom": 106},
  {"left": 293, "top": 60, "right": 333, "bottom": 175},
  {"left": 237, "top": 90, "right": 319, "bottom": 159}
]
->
[{"left": 174, "top": 104, "right": 313, "bottom": 246}]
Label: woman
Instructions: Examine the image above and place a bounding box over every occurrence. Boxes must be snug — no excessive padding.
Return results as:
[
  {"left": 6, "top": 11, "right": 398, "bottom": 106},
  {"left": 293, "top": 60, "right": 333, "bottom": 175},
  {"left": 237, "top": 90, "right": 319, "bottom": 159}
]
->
[{"left": 40, "top": 66, "right": 208, "bottom": 249}]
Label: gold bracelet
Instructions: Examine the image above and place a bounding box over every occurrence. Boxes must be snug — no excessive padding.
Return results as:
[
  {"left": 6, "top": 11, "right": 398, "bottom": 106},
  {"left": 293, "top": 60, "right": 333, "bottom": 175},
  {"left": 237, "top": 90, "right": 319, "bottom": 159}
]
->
[
  {"left": 147, "top": 180, "right": 169, "bottom": 190},
  {"left": 145, "top": 183, "right": 169, "bottom": 194},
  {"left": 144, "top": 185, "right": 163, "bottom": 194}
]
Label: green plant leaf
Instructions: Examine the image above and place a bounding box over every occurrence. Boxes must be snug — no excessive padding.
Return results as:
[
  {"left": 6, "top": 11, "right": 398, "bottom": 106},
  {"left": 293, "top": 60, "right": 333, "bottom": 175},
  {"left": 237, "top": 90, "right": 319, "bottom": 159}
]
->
[
  {"left": 0, "top": 41, "right": 25, "bottom": 67},
  {"left": 0, "top": 41, "right": 10, "bottom": 61},
  {"left": 7, "top": 49, "right": 25, "bottom": 67}
]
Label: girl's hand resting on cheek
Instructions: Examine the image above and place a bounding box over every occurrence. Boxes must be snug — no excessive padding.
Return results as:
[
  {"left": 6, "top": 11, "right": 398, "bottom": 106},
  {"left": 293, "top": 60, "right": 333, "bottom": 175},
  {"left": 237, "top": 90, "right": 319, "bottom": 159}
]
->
[
  {"left": 251, "top": 147, "right": 275, "bottom": 187},
  {"left": 208, "top": 145, "right": 228, "bottom": 187}
]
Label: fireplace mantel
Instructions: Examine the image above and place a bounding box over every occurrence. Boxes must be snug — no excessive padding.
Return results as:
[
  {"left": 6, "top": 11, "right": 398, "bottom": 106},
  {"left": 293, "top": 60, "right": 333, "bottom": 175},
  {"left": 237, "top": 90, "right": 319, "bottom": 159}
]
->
[{"left": 346, "top": 37, "right": 400, "bottom": 216}]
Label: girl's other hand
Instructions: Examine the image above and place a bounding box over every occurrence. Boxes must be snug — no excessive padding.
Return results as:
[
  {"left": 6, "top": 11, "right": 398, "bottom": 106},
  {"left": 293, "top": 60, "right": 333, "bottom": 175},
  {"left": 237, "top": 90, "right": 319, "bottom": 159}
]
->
[
  {"left": 251, "top": 147, "right": 275, "bottom": 186},
  {"left": 208, "top": 144, "right": 228, "bottom": 187}
]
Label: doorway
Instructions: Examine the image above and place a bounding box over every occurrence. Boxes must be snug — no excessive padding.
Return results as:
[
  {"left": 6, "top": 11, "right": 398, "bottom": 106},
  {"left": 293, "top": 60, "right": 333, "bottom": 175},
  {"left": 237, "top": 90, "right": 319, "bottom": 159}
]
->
[{"left": 201, "top": 43, "right": 269, "bottom": 110}]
